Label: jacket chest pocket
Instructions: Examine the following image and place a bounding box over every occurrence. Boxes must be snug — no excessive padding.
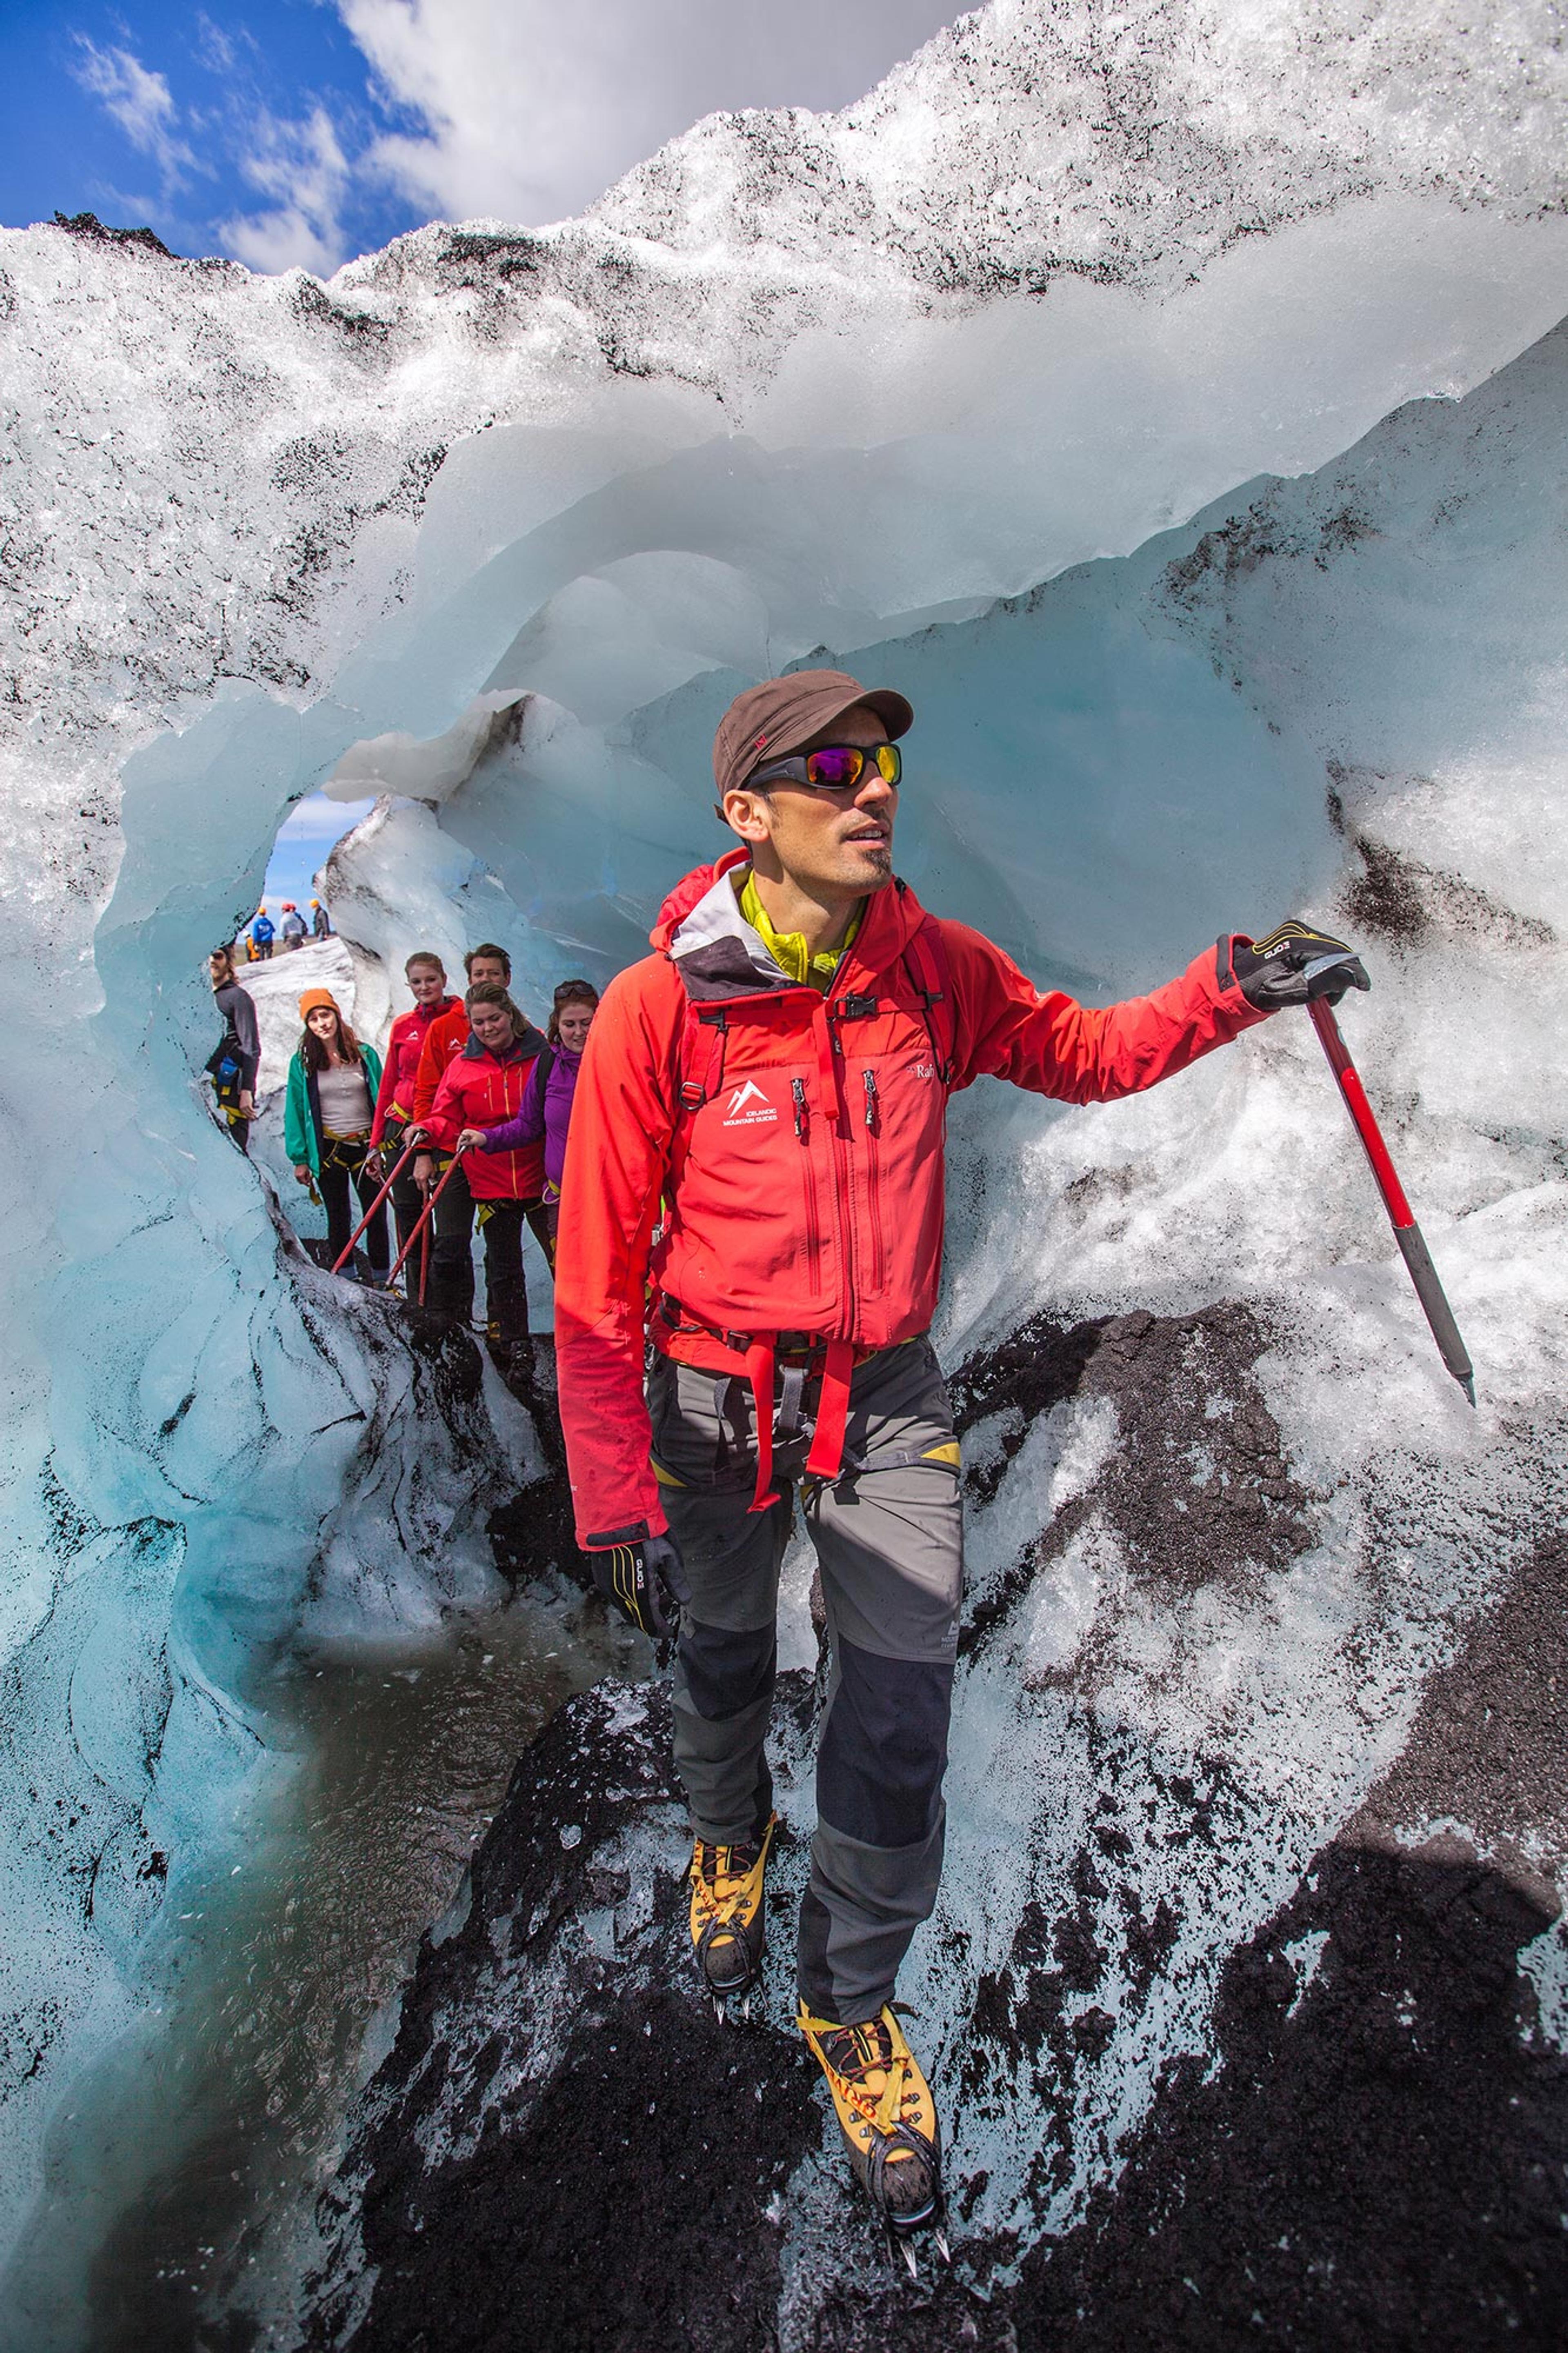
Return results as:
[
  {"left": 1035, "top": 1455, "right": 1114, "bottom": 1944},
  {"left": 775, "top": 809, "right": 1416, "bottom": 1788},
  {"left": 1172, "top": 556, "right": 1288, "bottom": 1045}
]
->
[
  {"left": 677, "top": 1057, "right": 831, "bottom": 1304},
  {"left": 847, "top": 1049, "right": 947, "bottom": 1301}
]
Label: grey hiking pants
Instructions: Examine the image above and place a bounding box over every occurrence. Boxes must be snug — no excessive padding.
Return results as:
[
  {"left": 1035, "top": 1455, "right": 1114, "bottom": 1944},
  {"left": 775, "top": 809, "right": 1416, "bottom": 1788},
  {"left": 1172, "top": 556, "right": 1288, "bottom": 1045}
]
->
[{"left": 650, "top": 1336, "right": 963, "bottom": 2026}]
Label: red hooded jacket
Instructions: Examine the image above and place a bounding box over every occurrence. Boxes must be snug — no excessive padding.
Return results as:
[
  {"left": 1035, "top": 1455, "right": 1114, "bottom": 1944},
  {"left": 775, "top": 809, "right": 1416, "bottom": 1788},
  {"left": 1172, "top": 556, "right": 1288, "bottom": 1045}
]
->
[
  {"left": 555, "top": 850, "right": 1269, "bottom": 1550},
  {"left": 371, "top": 996, "right": 460, "bottom": 1143},
  {"left": 424, "top": 1026, "right": 550, "bottom": 1201},
  {"left": 412, "top": 1001, "right": 473, "bottom": 1128}
]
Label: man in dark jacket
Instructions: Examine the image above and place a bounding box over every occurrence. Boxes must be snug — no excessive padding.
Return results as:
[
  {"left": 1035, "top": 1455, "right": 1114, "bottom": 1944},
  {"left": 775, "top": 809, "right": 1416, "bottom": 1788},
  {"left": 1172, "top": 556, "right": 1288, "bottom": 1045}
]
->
[{"left": 205, "top": 946, "right": 261, "bottom": 1152}]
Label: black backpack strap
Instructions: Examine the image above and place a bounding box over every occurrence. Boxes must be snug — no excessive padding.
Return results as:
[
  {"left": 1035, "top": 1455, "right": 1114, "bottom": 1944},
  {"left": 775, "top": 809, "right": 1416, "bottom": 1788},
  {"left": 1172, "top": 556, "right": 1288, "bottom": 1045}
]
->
[
  {"left": 676, "top": 1006, "right": 731, "bottom": 1112},
  {"left": 900, "top": 921, "right": 957, "bottom": 1087}
]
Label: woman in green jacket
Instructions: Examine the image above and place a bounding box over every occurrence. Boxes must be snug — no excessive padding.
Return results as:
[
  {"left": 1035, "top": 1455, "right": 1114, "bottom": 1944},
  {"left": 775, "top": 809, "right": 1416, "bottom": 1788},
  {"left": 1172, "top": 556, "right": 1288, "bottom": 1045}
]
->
[{"left": 283, "top": 988, "right": 388, "bottom": 1279}]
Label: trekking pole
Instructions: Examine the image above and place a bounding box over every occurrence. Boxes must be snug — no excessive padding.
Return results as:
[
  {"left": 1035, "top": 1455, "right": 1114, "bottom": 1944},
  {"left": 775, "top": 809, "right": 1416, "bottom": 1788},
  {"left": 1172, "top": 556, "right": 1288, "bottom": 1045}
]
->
[
  {"left": 1307, "top": 996, "right": 1476, "bottom": 1406},
  {"left": 385, "top": 1146, "right": 469, "bottom": 1292},
  {"left": 418, "top": 1215, "right": 431, "bottom": 1308},
  {"left": 330, "top": 1134, "right": 425, "bottom": 1275}
]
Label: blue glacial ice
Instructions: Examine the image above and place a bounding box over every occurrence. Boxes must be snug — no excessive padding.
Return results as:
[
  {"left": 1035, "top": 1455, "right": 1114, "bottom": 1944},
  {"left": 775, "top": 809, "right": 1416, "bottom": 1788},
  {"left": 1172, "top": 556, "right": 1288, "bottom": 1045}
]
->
[{"left": 0, "top": 0, "right": 1565, "bottom": 2336}]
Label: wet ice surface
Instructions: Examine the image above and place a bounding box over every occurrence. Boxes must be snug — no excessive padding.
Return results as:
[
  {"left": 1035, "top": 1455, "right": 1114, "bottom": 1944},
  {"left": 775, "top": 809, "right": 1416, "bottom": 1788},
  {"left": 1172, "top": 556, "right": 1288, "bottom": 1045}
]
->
[{"left": 13, "top": 1595, "right": 634, "bottom": 2353}]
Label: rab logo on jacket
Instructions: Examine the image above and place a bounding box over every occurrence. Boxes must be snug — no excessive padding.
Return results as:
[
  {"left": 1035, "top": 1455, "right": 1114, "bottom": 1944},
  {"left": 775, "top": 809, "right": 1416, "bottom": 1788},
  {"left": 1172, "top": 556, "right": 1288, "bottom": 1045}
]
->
[{"left": 723, "top": 1079, "right": 777, "bottom": 1126}]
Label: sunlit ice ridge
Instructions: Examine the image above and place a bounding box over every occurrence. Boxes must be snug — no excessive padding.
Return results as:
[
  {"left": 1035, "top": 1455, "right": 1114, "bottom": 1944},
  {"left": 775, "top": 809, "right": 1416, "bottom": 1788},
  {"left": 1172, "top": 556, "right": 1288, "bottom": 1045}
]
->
[{"left": 1, "top": 0, "right": 1566, "bottom": 2343}]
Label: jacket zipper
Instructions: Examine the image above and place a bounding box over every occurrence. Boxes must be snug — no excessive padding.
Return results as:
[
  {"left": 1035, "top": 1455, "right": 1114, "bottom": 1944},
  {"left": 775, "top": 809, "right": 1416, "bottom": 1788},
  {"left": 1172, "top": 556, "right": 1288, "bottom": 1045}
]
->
[
  {"left": 862, "top": 1068, "right": 885, "bottom": 1293},
  {"left": 793, "top": 1078, "right": 823, "bottom": 1290}
]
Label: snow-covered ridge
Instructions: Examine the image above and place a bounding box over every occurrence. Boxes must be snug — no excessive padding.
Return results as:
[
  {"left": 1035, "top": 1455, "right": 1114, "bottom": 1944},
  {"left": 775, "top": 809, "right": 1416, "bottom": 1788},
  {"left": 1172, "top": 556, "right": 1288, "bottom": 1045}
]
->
[{"left": 4, "top": 0, "right": 1567, "bottom": 832}]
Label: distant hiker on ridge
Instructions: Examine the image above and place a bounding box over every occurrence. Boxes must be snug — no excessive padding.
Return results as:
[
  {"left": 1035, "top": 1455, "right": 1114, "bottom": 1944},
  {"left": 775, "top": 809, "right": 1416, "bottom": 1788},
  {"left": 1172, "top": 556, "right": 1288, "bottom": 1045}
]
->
[
  {"left": 280, "top": 902, "right": 308, "bottom": 951},
  {"left": 249, "top": 904, "right": 274, "bottom": 961},
  {"left": 553, "top": 667, "right": 1368, "bottom": 2258},
  {"left": 311, "top": 898, "right": 331, "bottom": 939}
]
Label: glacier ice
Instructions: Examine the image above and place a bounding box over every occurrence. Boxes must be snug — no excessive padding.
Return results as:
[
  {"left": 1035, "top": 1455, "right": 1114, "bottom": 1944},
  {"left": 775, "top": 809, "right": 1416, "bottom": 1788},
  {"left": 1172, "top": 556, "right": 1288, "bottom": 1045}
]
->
[{"left": 1, "top": 0, "right": 1566, "bottom": 2338}]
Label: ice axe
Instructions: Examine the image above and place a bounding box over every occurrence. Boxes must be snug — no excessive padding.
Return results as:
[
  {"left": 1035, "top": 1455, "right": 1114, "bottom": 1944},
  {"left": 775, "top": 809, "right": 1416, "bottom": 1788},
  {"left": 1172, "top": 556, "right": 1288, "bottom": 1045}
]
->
[
  {"left": 330, "top": 1132, "right": 424, "bottom": 1276},
  {"left": 1305, "top": 983, "right": 1475, "bottom": 1405},
  {"left": 385, "top": 1144, "right": 470, "bottom": 1294}
]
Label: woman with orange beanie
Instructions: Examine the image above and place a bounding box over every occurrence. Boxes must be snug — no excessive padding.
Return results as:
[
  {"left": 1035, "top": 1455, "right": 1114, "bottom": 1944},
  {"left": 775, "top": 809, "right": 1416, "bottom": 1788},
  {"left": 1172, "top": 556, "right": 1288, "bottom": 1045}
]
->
[{"left": 283, "top": 988, "right": 388, "bottom": 1278}]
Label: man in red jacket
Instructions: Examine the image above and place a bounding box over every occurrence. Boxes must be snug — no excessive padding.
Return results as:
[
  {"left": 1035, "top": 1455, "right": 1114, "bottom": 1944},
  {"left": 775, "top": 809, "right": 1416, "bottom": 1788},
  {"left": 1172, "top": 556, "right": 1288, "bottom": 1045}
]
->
[
  {"left": 554, "top": 669, "right": 1367, "bottom": 2249},
  {"left": 371, "top": 952, "right": 460, "bottom": 1269}
]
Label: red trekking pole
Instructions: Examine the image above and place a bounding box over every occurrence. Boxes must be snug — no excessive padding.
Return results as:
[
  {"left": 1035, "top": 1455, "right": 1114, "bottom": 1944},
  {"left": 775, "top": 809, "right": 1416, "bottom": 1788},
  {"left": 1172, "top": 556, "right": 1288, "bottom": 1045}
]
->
[
  {"left": 1308, "top": 998, "right": 1476, "bottom": 1405},
  {"left": 386, "top": 1147, "right": 470, "bottom": 1294},
  {"left": 330, "top": 1134, "right": 425, "bottom": 1276}
]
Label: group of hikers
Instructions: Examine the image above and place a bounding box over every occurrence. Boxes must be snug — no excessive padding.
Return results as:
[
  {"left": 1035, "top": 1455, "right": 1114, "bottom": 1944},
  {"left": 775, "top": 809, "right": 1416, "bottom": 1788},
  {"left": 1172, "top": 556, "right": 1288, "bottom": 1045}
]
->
[
  {"left": 206, "top": 933, "right": 597, "bottom": 1392},
  {"left": 201, "top": 669, "right": 1369, "bottom": 2266},
  {"left": 245, "top": 899, "right": 331, "bottom": 959}
]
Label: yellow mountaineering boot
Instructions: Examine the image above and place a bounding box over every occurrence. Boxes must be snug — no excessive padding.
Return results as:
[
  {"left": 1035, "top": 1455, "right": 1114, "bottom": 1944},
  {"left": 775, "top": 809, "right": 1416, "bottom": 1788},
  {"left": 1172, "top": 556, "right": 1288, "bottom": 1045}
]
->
[
  {"left": 689, "top": 1813, "right": 777, "bottom": 2016},
  {"left": 797, "top": 2002, "right": 947, "bottom": 2262}
]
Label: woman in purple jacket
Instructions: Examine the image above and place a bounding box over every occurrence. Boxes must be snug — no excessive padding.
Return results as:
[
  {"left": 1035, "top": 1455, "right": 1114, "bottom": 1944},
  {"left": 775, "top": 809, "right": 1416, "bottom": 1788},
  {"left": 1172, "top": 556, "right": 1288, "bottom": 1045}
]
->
[{"left": 457, "top": 979, "right": 598, "bottom": 1265}]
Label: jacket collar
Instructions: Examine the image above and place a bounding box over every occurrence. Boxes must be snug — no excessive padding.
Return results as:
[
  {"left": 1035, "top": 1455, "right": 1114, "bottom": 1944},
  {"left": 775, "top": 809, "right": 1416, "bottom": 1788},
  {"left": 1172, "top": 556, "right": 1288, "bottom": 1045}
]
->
[
  {"left": 657, "top": 851, "right": 924, "bottom": 1004},
  {"left": 461, "top": 1021, "right": 548, "bottom": 1063}
]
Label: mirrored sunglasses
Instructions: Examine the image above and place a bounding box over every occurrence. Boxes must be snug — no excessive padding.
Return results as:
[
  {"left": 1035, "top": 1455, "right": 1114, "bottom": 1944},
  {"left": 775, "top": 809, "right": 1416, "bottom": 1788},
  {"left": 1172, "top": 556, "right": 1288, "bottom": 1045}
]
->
[{"left": 751, "top": 742, "right": 903, "bottom": 792}]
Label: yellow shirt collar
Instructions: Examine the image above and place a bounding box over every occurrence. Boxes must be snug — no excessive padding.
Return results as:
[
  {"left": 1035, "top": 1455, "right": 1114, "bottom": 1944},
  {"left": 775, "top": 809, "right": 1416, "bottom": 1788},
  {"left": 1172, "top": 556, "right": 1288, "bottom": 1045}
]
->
[{"left": 737, "top": 871, "right": 862, "bottom": 993}]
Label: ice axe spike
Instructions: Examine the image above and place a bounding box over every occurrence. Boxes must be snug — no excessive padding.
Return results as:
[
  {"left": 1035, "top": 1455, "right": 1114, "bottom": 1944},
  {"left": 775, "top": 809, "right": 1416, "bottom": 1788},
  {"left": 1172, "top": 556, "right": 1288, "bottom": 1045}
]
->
[{"left": 1307, "top": 997, "right": 1476, "bottom": 1406}]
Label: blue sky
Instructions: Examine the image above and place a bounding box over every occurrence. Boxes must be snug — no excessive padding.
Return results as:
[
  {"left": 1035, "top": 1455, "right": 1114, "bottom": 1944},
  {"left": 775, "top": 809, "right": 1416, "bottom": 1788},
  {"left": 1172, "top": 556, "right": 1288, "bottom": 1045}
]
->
[
  {"left": 261, "top": 793, "right": 376, "bottom": 912},
  {"left": 2, "top": 2, "right": 958, "bottom": 274},
  {"left": 0, "top": 3, "right": 428, "bottom": 271}
]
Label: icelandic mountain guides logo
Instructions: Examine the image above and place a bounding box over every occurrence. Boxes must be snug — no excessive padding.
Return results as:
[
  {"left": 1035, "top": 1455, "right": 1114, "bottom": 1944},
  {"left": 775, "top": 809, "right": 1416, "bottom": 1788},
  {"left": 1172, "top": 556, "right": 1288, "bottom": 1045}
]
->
[{"left": 722, "top": 1079, "right": 777, "bottom": 1127}]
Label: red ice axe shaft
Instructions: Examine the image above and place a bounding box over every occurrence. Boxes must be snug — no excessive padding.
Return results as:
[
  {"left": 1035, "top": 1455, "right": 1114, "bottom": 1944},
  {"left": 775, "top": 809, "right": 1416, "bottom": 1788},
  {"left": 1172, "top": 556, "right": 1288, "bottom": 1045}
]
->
[
  {"left": 330, "top": 1133, "right": 424, "bottom": 1275},
  {"left": 1308, "top": 997, "right": 1475, "bottom": 1406},
  {"left": 386, "top": 1145, "right": 469, "bottom": 1291}
]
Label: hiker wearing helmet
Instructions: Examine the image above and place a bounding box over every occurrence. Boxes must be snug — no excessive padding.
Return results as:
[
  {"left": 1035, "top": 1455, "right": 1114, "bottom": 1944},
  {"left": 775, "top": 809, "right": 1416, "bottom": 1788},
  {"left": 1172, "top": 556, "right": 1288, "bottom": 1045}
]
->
[
  {"left": 424, "top": 982, "right": 550, "bottom": 1389},
  {"left": 249, "top": 905, "right": 274, "bottom": 961},
  {"left": 280, "top": 902, "right": 308, "bottom": 950},
  {"left": 553, "top": 669, "right": 1368, "bottom": 2255},
  {"left": 283, "top": 989, "right": 388, "bottom": 1280},
  {"left": 311, "top": 899, "right": 331, "bottom": 939}
]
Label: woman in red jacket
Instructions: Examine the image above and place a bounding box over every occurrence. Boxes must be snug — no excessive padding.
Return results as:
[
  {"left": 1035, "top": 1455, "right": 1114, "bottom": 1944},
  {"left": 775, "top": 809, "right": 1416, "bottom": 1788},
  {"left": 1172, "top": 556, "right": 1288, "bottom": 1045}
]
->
[
  {"left": 423, "top": 983, "right": 549, "bottom": 1385},
  {"left": 370, "top": 950, "right": 460, "bottom": 1271}
]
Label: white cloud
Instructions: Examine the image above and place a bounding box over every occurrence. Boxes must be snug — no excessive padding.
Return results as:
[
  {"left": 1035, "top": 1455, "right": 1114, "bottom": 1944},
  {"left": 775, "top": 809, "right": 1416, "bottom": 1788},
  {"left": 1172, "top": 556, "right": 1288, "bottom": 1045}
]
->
[
  {"left": 336, "top": 0, "right": 958, "bottom": 227},
  {"left": 277, "top": 794, "right": 378, "bottom": 843},
  {"left": 221, "top": 107, "right": 354, "bottom": 276},
  {"left": 71, "top": 39, "right": 202, "bottom": 192}
]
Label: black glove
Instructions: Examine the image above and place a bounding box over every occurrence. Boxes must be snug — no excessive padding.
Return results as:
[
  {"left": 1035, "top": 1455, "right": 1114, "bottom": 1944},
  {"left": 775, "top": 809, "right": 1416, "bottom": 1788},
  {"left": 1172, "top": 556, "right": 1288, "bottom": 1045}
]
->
[
  {"left": 1229, "top": 920, "right": 1370, "bottom": 1010},
  {"left": 590, "top": 1532, "right": 690, "bottom": 1640}
]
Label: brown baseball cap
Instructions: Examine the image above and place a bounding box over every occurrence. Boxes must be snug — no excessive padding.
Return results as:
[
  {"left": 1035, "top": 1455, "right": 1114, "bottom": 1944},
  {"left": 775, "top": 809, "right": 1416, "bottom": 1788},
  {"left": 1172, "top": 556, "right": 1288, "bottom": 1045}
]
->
[{"left": 712, "top": 669, "right": 914, "bottom": 798}]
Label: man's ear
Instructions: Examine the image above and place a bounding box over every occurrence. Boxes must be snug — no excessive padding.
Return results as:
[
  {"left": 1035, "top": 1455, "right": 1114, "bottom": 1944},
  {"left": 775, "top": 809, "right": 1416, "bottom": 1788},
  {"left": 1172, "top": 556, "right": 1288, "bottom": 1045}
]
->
[{"left": 720, "top": 787, "right": 771, "bottom": 845}]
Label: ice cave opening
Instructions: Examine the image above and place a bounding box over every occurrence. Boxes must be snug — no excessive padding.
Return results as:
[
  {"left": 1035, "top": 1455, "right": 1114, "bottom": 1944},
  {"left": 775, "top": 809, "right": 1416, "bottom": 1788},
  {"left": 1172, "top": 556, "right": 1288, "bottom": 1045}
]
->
[{"left": 4, "top": 7, "right": 1568, "bottom": 2342}]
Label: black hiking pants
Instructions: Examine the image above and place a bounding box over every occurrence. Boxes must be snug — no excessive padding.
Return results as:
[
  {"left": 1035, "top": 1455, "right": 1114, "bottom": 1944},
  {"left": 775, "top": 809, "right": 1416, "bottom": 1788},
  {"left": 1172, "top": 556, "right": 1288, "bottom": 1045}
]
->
[
  {"left": 380, "top": 1118, "right": 425, "bottom": 1266},
  {"left": 652, "top": 1336, "right": 962, "bottom": 2027},
  {"left": 318, "top": 1139, "right": 389, "bottom": 1274},
  {"left": 474, "top": 1196, "right": 552, "bottom": 1346},
  {"left": 427, "top": 1155, "right": 477, "bottom": 1321}
]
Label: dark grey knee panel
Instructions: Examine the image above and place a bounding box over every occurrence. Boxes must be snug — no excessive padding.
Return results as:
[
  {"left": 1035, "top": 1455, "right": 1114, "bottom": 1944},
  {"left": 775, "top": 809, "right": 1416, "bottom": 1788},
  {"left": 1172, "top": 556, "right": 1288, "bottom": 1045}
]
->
[
  {"left": 817, "top": 1636, "right": 951, "bottom": 1848},
  {"left": 675, "top": 1616, "right": 777, "bottom": 1723}
]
